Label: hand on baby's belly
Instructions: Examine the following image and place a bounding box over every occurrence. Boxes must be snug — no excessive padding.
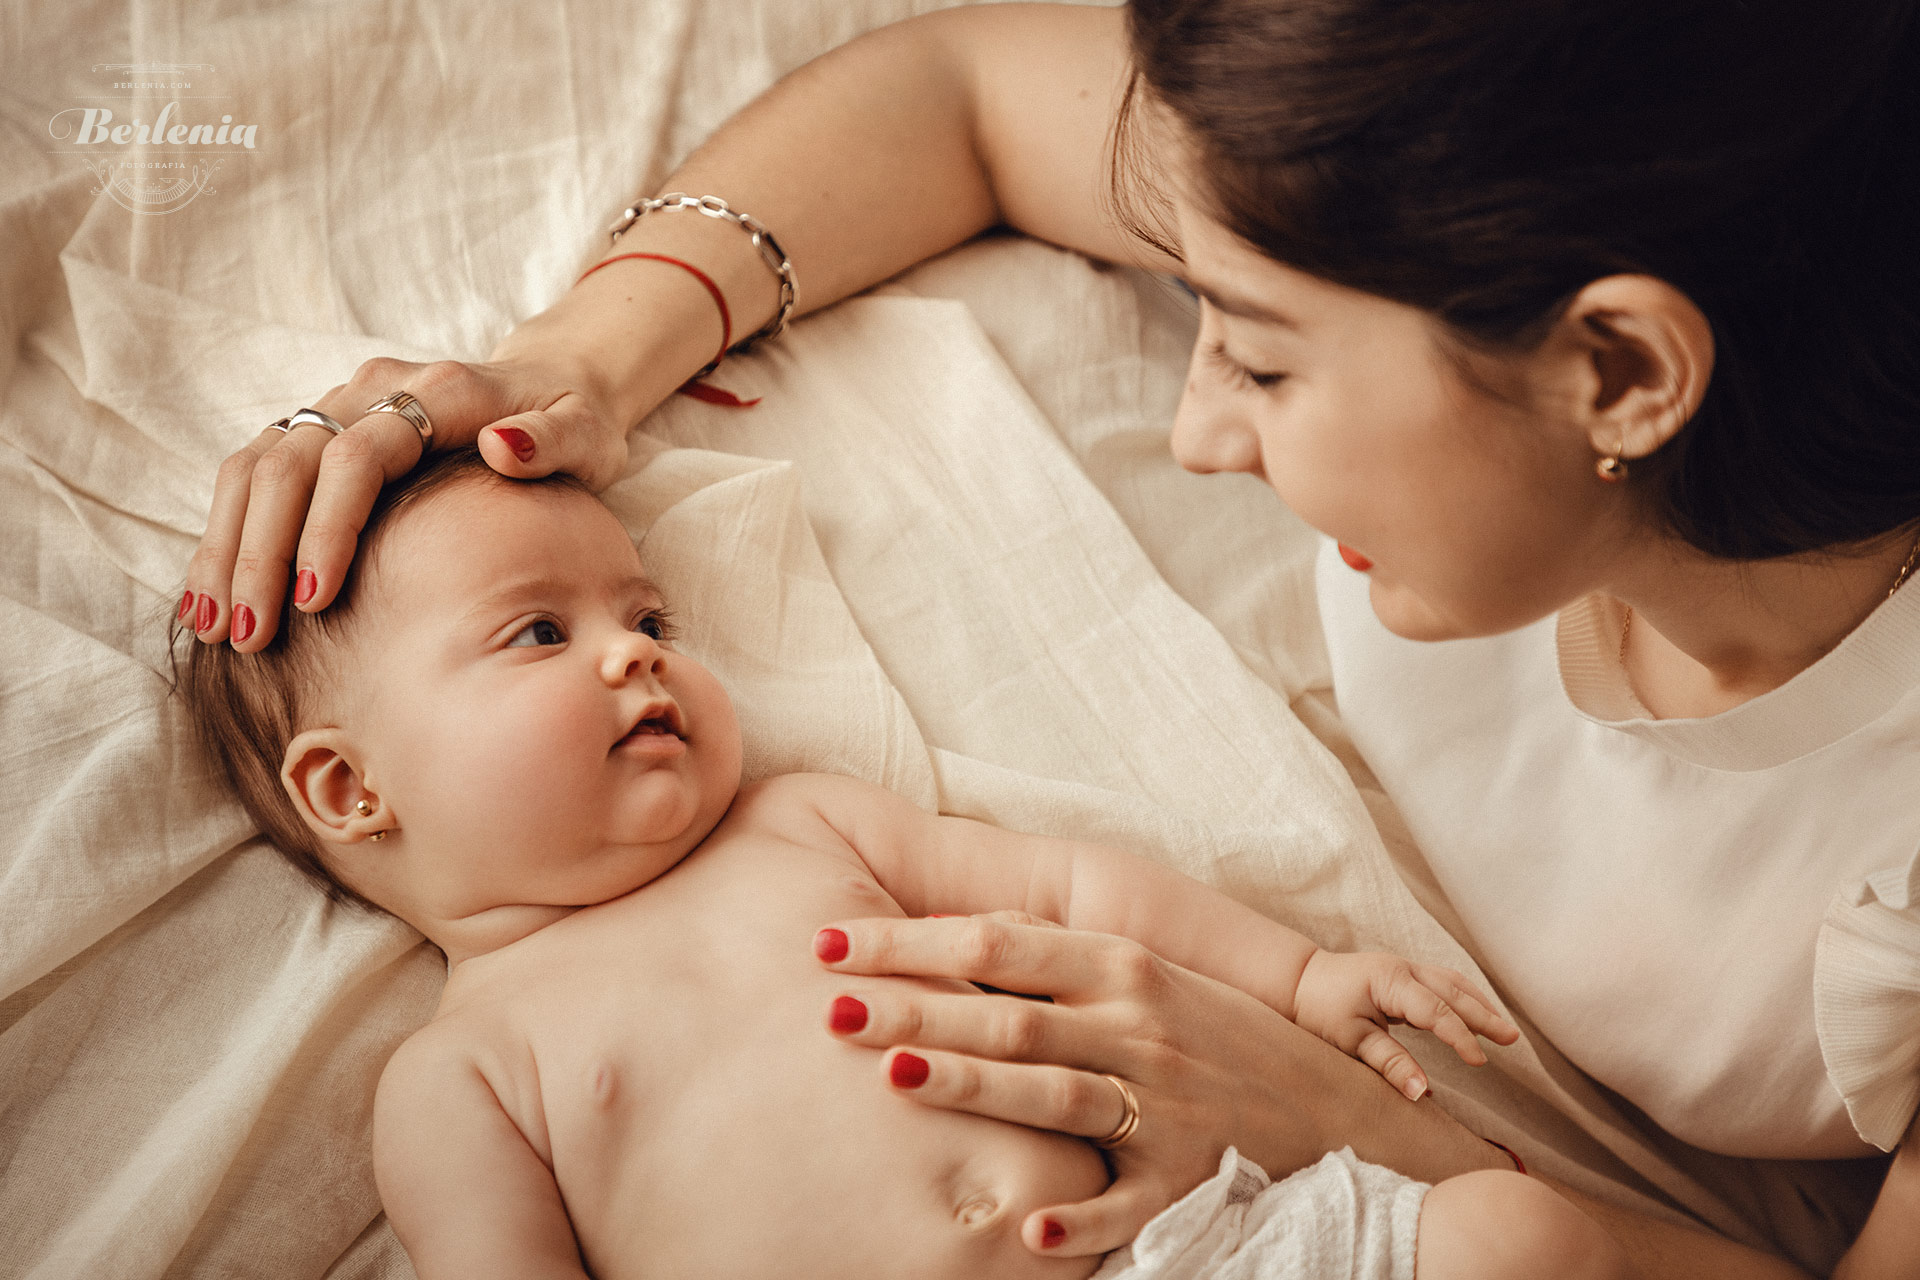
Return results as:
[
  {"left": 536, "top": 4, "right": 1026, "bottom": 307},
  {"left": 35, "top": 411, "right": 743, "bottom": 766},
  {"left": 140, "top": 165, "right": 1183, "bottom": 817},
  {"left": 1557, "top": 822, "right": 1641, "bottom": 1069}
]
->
[{"left": 474, "top": 845, "right": 1109, "bottom": 1280}]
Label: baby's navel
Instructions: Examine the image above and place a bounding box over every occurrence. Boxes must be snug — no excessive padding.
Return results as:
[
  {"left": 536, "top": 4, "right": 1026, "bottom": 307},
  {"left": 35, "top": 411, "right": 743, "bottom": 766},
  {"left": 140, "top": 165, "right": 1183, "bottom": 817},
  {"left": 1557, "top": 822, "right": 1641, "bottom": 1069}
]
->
[{"left": 590, "top": 1063, "right": 618, "bottom": 1109}]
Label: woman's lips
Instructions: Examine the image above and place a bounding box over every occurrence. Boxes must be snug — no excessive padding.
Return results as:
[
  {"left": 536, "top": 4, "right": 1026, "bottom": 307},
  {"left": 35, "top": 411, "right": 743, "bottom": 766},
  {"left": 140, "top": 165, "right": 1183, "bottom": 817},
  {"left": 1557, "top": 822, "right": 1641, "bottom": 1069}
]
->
[{"left": 1337, "top": 543, "right": 1374, "bottom": 572}]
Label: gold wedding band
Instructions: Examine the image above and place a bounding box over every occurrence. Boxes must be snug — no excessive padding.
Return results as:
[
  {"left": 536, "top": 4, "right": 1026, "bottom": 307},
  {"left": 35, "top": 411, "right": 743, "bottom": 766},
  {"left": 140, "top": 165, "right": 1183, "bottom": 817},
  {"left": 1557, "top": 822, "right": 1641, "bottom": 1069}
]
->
[
  {"left": 364, "top": 390, "right": 434, "bottom": 452},
  {"left": 1094, "top": 1074, "right": 1141, "bottom": 1150}
]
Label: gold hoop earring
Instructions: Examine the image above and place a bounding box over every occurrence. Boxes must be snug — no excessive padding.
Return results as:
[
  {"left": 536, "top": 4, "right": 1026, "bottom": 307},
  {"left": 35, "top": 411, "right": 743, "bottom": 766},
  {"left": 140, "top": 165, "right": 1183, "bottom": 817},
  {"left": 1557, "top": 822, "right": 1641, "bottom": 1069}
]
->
[{"left": 368, "top": 830, "right": 388, "bottom": 842}]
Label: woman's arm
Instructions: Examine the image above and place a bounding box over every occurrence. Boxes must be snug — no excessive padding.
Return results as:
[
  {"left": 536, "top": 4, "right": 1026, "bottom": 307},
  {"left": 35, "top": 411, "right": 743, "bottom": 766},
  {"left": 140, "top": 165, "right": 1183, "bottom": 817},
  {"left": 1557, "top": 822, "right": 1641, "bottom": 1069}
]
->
[
  {"left": 194, "top": 3, "right": 1162, "bottom": 650},
  {"left": 814, "top": 914, "right": 1813, "bottom": 1277},
  {"left": 1830, "top": 1110, "right": 1920, "bottom": 1280}
]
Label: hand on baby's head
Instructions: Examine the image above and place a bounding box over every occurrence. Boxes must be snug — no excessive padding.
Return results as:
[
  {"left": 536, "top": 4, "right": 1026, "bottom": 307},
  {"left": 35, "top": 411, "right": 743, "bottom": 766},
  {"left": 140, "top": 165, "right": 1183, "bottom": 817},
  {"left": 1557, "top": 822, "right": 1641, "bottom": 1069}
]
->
[{"left": 175, "top": 449, "right": 744, "bottom": 948}]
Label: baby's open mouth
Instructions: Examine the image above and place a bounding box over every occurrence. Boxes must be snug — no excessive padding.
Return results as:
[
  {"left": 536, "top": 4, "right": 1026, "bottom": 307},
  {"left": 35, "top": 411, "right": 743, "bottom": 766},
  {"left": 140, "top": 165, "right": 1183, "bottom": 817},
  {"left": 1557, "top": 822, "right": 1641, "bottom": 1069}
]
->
[{"left": 619, "top": 702, "right": 686, "bottom": 746}]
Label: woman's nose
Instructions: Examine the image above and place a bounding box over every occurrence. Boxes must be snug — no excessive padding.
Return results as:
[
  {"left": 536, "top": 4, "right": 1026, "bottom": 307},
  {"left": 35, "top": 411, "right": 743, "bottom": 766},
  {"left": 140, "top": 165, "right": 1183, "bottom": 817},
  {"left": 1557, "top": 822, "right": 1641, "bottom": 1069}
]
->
[{"left": 1170, "top": 382, "right": 1264, "bottom": 477}]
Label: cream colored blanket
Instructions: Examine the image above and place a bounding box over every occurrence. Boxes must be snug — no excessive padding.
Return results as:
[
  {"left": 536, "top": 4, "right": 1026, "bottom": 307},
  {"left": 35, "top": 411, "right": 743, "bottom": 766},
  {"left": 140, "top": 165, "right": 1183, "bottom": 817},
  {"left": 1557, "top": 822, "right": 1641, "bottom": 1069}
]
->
[{"left": 0, "top": 1, "right": 1870, "bottom": 1276}]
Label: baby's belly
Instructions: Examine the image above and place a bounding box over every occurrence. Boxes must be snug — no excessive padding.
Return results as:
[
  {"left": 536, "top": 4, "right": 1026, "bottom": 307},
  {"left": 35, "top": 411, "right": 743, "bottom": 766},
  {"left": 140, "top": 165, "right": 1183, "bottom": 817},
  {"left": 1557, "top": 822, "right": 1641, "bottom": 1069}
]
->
[{"left": 503, "top": 865, "right": 1107, "bottom": 1280}]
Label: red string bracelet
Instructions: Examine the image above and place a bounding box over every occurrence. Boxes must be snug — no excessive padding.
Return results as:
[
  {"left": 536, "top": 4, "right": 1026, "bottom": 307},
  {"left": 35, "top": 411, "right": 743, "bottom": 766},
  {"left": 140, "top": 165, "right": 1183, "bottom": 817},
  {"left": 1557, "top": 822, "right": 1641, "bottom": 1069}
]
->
[
  {"left": 1484, "top": 1139, "right": 1527, "bottom": 1175},
  {"left": 575, "top": 252, "right": 760, "bottom": 408}
]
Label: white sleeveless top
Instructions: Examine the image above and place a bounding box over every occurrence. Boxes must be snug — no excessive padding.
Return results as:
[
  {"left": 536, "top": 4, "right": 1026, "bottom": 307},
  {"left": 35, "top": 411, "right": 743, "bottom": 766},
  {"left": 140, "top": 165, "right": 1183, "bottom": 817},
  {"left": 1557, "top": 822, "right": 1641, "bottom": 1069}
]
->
[{"left": 1317, "top": 538, "right": 1920, "bottom": 1157}]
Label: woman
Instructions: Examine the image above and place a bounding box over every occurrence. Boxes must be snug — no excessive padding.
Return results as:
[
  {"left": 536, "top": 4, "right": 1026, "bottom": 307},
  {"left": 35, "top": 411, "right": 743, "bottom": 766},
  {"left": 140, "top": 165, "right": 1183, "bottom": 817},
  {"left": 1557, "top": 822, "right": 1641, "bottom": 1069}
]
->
[{"left": 182, "top": 2, "right": 1919, "bottom": 1275}]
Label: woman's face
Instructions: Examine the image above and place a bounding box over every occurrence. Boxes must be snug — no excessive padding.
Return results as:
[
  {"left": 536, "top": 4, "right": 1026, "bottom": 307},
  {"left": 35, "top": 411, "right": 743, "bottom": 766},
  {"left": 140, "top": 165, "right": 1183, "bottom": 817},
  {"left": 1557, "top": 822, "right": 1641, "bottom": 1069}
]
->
[{"left": 1169, "top": 198, "right": 1630, "bottom": 642}]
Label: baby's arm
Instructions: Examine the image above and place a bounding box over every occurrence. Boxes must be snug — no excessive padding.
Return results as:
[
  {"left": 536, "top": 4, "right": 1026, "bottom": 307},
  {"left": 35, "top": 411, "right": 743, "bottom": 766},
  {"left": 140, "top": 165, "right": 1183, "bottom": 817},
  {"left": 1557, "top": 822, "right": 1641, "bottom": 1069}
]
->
[
  {"left": 795, "top": 774, "right": 1514, "bottom": 1096},
  {"left": 373, "top": 1030, "right": 590, "bottom": 1280}
]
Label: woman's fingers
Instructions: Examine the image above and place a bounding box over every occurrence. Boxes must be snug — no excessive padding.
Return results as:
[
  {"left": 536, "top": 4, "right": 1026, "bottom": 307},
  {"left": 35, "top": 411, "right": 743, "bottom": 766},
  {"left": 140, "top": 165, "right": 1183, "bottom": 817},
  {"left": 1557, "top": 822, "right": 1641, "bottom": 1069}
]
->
[
  {"left": 286, "top": 409, "right": 431, "bottom": 619},
  {"left": 187, "top": 427, "right": 291, "bottom": 642},
  {"left": 1025, "top": 1174, "right": 1184, "bottom": 1258},
  {"left": 827, "top": 982, "right": 1095, "bottom": 1066},
  {"left": 875, "top": 1047, "right": 1133, "bottom": 1140},
  {"left": 816, "top": 916, "right": 1157, "bottom": 1004},
  {"left": 479, "top": 388, "right": 629, "bottom": 490}
]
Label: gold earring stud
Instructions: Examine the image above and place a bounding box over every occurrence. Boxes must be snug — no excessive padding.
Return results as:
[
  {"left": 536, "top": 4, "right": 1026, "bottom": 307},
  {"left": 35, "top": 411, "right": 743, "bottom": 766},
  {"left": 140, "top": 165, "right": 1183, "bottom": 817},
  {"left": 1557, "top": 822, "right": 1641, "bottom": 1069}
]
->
[
  {"left": 1596, "top": 428, "right": 1630, "bottom": 483},
  {"left": 355, "top": 799, "right": 373, "bottom": 817}
]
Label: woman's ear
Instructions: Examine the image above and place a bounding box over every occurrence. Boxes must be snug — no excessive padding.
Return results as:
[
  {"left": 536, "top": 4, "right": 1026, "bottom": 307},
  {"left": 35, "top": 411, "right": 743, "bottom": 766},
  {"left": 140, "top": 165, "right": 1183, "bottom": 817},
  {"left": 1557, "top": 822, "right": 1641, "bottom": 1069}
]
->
[
  {"left": 282, "top": 729, "right": 387, "bottom": 845},
  {"left": 1558, "top": 274, "right": 1715, "bottom": 463}
]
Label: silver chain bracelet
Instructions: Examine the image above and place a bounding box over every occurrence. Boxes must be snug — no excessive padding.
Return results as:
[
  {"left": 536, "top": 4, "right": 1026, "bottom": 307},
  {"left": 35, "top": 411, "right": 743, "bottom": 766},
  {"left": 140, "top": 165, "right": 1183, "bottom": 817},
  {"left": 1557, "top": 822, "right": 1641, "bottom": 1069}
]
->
[{"left": 609, "top": 193, "right": 797, "bottom": 349}]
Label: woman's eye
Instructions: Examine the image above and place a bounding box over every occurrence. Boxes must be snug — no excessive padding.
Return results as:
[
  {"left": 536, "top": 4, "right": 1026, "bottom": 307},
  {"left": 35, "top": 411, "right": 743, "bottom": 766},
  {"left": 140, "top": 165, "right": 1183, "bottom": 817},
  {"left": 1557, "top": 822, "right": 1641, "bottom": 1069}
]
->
[
  {"left": 634, "top": 609, "right": 677, "bottom": 642},
  {"left": 506, "top": 619, "right": 566, "bottom": 648},
  {"left": 1203, "top": 339, "right": 1287, "bottom": 391}
]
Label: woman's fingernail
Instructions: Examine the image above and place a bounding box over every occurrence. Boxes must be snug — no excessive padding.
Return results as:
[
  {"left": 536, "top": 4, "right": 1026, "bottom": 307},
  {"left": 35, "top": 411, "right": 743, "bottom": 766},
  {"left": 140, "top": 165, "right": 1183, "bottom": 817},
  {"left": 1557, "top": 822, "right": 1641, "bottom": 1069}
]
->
[
  {"left": 195, "top": 593, "right": 216, "bottom": 633},
  {"left": 813, "top": 928, "right": 849, "bottom": 963},
  {"left": 177, "top": 589, "right": 195, "bottom": 620},
  {"left": 494, "top": 427, "right": 536, "bottom": 462},
  {"left": 890, "top": 1052, "right": 930, "bottom": 1089},
  {"left": 829, "top": 996, "right": 868, "bottom": 1034},
  {"left": 230, "top": 604, "right": 255, "bottom": 645},
  {"left": 1407, "top": 1077, "right": 1428, "bottom": 1101},
  {"left": 294, "top": 568, "right": 317, "bottom": 606},
  {"left": 1041, "top": 1219, "right": 1067, "bottom": 1249}
]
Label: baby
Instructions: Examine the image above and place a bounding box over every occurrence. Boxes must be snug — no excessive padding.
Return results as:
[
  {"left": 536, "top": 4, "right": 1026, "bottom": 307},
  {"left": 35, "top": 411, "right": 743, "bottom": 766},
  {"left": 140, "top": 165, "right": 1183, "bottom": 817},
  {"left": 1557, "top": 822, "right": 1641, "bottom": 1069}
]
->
[{"left": 176, "top": 449, "right": 1627, "bottom": 1280}]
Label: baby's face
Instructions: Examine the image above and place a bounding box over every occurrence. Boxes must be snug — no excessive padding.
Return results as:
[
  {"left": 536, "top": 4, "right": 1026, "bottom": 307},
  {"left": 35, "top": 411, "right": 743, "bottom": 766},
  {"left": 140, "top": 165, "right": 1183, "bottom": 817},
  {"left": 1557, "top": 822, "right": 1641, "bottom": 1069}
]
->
[{"left": 342, "top": 479, "right": 742, "bottom": 918}]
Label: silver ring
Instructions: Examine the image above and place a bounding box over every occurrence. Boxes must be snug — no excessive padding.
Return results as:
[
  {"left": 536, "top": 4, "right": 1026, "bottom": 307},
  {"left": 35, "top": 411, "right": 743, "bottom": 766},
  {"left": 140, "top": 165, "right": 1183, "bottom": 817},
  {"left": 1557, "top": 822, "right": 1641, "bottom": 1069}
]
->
[
  {"left": 1094, "top": 1074, "right": 1141, "bottom": 1150},
  {"left": 267, "top": 408, "right": 346, "bottom": 436},
  {"left": 363, "top": 390, "right": 434, "bottom": 452}
]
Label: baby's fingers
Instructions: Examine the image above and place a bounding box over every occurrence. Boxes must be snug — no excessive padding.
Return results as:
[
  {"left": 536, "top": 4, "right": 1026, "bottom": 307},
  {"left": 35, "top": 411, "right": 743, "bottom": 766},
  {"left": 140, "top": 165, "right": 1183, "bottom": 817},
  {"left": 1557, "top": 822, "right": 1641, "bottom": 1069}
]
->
[
  {"left": 1354, "top": 1025, "right": 1430, "bottom": 1102},
  {"left": 1410, "top": 964, "right": 1520, "bottom": 1047},
  {"left": 1377, "top": 970, "right": 1487, "bottom": 1067},
  {"left": 1022, "top": 1175, "right": 1180, "bottom": 1259}
]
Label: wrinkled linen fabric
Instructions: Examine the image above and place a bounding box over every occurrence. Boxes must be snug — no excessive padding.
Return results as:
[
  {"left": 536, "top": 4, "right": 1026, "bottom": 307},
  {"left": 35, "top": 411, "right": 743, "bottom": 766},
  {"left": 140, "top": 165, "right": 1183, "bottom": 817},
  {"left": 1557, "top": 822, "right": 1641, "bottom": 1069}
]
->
[{"left": 0, "top": 1, "right": 1882, "bottom": 1276}]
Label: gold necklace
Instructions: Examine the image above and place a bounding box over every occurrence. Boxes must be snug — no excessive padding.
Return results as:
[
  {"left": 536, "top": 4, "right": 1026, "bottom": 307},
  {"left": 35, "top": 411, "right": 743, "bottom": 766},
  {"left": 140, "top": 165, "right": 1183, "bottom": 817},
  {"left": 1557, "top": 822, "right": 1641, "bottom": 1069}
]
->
[{"left": 1620, "top": 530, "right": 1920, "bottom": 667}]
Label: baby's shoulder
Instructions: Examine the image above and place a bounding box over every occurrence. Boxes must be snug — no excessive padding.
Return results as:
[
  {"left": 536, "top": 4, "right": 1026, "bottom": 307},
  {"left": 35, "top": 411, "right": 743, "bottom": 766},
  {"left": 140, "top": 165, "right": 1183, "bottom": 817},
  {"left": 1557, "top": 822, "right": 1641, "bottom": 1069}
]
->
[{"left": 722, "top": 771, "right": 905, "bottom": 842}]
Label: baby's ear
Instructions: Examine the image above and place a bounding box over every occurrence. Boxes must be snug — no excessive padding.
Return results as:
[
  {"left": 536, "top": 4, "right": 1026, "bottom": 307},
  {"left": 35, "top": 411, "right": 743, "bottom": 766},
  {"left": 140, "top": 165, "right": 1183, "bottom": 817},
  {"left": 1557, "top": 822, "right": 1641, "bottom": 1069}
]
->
[{"left": 282, "top": 729, "right": 384, "bottom": 845}]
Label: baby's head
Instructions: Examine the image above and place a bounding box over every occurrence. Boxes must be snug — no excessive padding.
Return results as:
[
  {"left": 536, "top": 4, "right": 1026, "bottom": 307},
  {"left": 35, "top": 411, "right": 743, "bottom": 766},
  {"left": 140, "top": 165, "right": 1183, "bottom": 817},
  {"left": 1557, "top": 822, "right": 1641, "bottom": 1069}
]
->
[{"left": 176, "top": 450, "right": 743, "bottom": 953}]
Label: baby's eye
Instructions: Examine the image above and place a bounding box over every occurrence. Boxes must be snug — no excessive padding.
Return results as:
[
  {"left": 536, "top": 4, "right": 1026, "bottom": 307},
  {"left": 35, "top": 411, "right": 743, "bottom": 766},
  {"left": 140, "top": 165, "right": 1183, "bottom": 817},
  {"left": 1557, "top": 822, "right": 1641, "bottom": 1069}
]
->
[
  {"left": 505, "top": 618, "right": 566, "bottom": 648},
  {"left": 633, "top": 608, "right": 676, "bottom": 643}
]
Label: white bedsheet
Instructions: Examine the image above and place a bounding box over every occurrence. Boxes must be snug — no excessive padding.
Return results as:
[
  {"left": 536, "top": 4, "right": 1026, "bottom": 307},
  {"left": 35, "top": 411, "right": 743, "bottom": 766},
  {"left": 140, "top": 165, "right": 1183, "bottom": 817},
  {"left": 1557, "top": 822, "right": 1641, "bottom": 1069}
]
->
[{"left": 0, "top": 1, "right": 1876, "bottom": 1275}]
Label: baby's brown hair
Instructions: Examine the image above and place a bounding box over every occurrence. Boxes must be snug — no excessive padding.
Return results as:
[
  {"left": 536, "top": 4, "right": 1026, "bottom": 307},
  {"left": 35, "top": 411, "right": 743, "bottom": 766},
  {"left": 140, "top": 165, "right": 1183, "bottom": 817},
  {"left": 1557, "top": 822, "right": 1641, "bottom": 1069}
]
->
[{"left": 171, "top": 448, "right": 591, "bottom": 909}]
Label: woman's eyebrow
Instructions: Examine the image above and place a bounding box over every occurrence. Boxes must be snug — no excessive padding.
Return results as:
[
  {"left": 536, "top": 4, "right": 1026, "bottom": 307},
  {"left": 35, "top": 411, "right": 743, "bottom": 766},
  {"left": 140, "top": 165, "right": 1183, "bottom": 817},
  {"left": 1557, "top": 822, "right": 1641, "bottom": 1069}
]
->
[{"left": 1181, "top": 274, "right": 1299, "bottom": 329}]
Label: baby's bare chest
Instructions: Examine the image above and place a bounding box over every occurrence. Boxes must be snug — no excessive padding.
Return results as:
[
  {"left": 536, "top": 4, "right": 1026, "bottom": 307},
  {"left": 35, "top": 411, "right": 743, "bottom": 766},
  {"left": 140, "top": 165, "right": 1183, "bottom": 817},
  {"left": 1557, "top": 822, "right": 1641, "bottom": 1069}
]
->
[{"left": 447, "top": 829, "right": 949, "bottom": 1264}]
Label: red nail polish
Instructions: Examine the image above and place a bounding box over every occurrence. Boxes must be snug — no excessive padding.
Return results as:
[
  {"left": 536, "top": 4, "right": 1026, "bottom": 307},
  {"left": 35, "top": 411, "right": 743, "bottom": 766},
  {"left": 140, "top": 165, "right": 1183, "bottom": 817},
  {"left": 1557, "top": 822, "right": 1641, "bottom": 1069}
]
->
[
  {"left": 829, "top": 996, "right": 868, "bottom": 1034},
  {"left": 1337, "top": 543, "right": 1374, "bottom": 572},
  {"left": 195, "top": 593, "right": 215, "bottom": 633},
  {"left": 231, "top": 604, "right": 255, "bottom": 644},
  {"left": 890, "top": 1052, "right": 929, "bottom": 1089},
  {"left": 1041, "top": 1220, "right": 1067, "bottom": 1249},
  {"left": 495, "top": 427, "right": 536, "bottom": 462},
  {"left": 813, "top": 928, "right": 848, "bottom": 963},
  {"left": 177, "top": 589, "right": 194, "bottom": 620},
  {"left": 294, "top": 568, "right": 317, "bottom": 605}
]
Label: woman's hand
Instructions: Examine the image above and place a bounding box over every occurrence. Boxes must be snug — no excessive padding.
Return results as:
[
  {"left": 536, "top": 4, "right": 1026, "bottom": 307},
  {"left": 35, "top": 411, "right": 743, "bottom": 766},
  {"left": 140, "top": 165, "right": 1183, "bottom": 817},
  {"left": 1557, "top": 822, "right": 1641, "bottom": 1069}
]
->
[
  {"left": 184, "top": 349, "right": 630, "bottom": 651},
  {"left": 813, "top": 915, "right": 1479, "bottom": 1258}
]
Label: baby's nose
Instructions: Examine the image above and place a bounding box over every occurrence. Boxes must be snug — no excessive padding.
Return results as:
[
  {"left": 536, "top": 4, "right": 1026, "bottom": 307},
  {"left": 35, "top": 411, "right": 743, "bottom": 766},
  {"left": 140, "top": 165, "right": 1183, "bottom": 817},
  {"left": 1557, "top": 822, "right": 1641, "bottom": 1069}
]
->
[{"left": 601, "top": 631, "right": 665, "bottom": 683}]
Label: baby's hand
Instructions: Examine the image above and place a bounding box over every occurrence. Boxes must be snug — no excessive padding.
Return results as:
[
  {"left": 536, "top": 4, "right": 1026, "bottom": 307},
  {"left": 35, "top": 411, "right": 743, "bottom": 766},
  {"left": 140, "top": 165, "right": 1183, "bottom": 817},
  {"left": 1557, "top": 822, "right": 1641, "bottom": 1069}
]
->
[{"left": 1291, "top": 951, "right": 1520, "bottom": 1101}]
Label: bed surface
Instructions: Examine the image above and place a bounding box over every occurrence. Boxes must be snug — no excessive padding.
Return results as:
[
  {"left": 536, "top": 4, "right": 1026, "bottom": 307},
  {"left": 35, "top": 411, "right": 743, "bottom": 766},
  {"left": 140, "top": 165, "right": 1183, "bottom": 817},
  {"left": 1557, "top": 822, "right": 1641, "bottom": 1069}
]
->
[{"left": 0, "top": 1, "right": 1873, "bottom": 1275}]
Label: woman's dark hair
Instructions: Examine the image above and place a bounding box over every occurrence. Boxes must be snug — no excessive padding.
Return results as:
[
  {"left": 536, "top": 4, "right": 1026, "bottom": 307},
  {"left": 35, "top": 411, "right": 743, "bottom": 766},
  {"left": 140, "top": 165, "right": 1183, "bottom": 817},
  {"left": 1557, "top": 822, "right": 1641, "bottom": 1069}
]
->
[
  {"left": 170, "top": 449, "right": 591, "bottom": 910},
  {"left": 1119, "top": 0, "right": 1920, "bottom": 560}
]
